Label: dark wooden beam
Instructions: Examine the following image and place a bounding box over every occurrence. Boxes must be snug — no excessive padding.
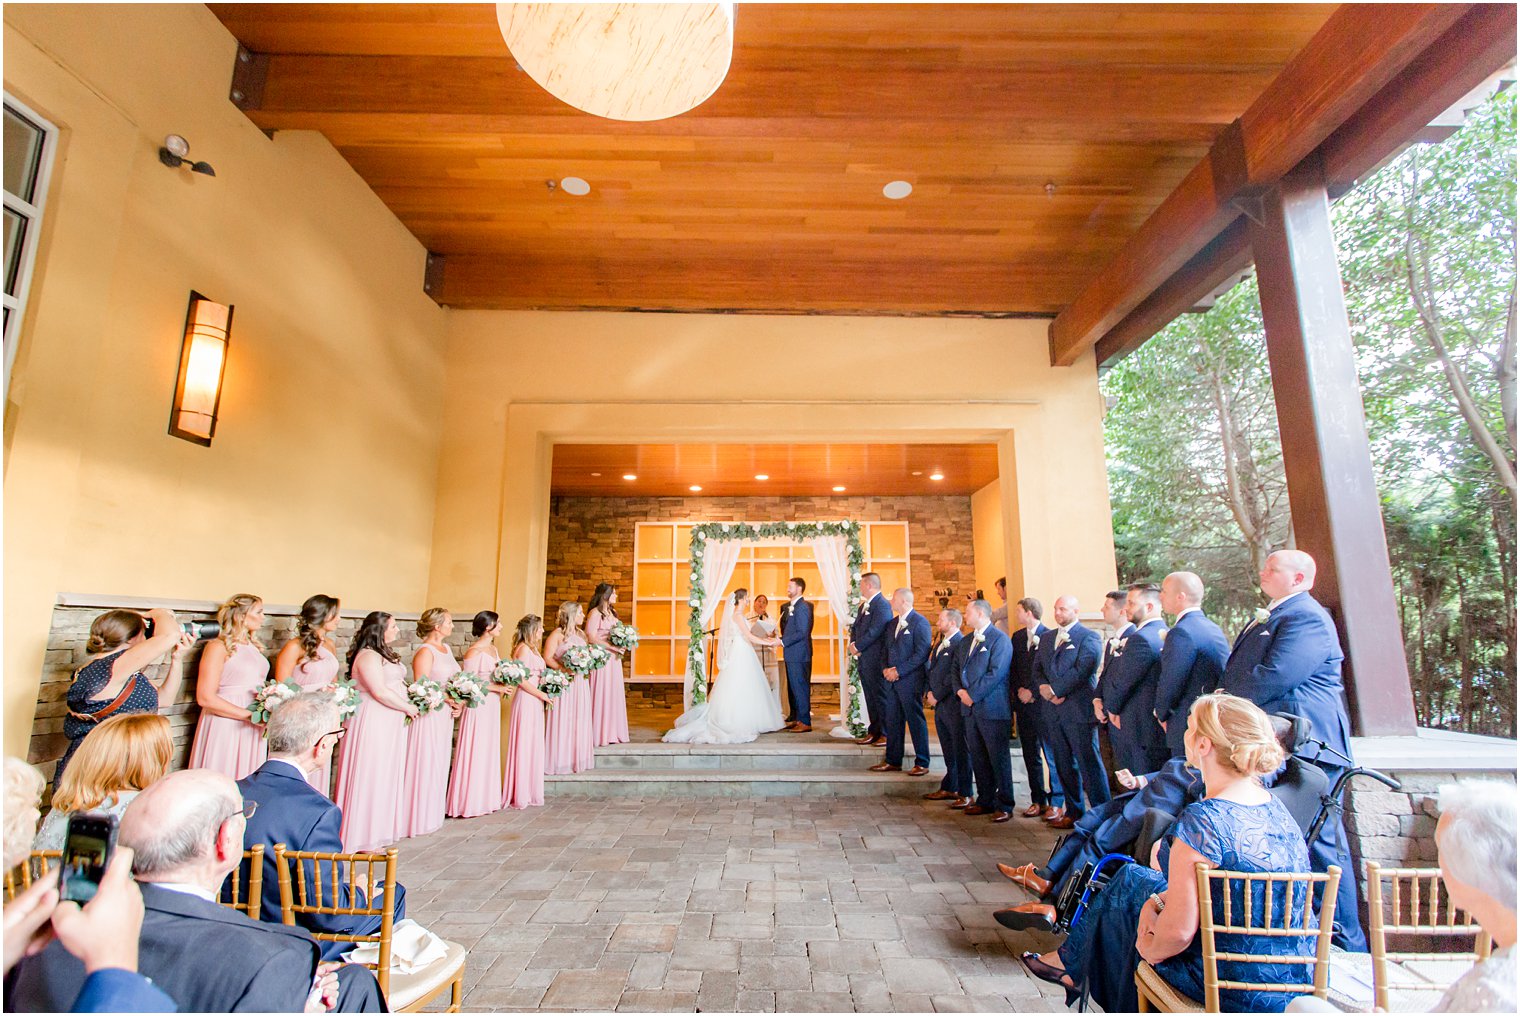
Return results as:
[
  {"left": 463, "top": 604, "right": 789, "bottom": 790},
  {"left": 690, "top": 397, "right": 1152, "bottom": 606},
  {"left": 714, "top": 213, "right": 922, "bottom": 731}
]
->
[
  {"left": 1320, "top": 3, "right": 1518, "bottom": 188},
  {"left": 1249, "top": 156, "right": 1417, "bottom": 737},
  {"left": 1094, "top": 218, "right": 1253, "bottom": 366},
  {"left": 1050, "top": 3, "right": 1470, "bottom": 366},
  {"left": 423, "top": 252, "right": 446, "bottom": 306},
  {"left": 229, "top": 45, "right": 269, "bottom": 113}
]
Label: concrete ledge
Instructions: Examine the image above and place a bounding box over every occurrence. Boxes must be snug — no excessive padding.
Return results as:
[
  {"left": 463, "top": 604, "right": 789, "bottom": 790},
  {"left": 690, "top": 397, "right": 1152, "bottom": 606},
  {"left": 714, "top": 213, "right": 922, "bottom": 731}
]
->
[{"left": 1351, "top": 729, "right": 1518, "bottom": 773}]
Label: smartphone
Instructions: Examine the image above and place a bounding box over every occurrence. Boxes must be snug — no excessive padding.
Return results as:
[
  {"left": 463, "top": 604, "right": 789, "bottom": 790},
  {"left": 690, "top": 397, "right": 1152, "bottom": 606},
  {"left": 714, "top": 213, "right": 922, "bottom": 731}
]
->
[{"left": 60, "top": 812, "right": 117, "bottom": 904}]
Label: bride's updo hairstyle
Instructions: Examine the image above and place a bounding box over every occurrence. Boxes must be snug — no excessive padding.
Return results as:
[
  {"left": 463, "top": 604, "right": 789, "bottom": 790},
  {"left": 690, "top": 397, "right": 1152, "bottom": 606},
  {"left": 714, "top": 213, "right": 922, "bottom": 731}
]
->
[
  {"left": 1187, "top": 693, "right": 1284, "bottom": 778},
  {"left": 732, "top": 588, "right": 748, "bottom": 607}
]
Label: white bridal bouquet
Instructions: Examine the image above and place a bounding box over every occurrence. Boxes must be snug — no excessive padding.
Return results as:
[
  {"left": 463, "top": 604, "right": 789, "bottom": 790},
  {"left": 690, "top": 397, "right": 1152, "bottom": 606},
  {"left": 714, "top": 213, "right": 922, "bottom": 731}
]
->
[
  {"left": 445, "top": 670, "right": 488, "bottom": 709},
  {"left": 250, "top": 678, "right": 301, "bottom": 726},
  {"left": 406, "top": 678, "right": 446, "bottom": 722},
  {"left": 608, "top": 623, "right": 640, "bottom": 652},
  {"left": 330, "top": 678, "right": 360, "bottom": 721},
  {"left": 494, "top": 658, "right": 532, "bottom": 689},
  {"left": 586, "top": 644, "right": 612, "bottom": 671},
  {"left": 559, "top": 644, "right": 599, "bottom": 679},
  {"left": 538, "top": 669, "right": 569, "bottom": 705}
]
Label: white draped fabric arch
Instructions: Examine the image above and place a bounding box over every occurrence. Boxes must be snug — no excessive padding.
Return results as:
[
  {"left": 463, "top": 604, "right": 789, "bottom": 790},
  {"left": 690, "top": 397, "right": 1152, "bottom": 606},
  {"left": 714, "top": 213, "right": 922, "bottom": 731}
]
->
[
  {"left": 810, "top": 534, "right": 868, "bottom": 738},
  {"left": 688, "top": 536, "right": 742, "bottom": 709}
]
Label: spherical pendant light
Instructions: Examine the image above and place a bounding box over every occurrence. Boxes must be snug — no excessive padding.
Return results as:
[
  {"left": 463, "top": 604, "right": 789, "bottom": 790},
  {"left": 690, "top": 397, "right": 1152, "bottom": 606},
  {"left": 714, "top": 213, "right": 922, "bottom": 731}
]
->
[{"left": 497, "top": 3, "right": 734, "bottom": 122}]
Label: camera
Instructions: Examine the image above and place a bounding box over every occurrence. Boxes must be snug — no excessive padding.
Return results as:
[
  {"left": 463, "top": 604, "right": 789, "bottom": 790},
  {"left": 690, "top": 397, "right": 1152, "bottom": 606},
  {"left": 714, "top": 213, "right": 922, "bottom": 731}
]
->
[{"left": 143, "top": 617, "right": 220, "bottom": 640}]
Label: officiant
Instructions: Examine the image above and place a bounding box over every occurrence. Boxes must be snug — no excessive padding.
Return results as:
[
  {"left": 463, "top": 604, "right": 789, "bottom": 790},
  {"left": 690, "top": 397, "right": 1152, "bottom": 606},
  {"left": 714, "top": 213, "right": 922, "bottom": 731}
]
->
[{"left": 750, "top": 595, "right": 781, "bottom": 692}]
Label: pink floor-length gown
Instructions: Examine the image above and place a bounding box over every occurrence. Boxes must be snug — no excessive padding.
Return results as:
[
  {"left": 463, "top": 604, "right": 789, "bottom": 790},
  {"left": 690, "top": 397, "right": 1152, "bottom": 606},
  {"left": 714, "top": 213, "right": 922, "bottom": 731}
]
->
[
  {"left": 586, "top": 610, "right": 631, "bottom": 746},
  {"left": 188, "top": 643, "right": 270, "bottom": 780},
  {"left": 503, "top": 648, "right": 547, "bottom": 809},
  {"left": 446, "top": 650, "right": 503, "bottom": 818},
  {"left": 544, "top": 630, "right": 590, "bottom": 775},
  {"left": 400, "top": 643, "right": 458, "bottom": 838},
  {"left": 335, "top": 652, "right": 410, "bottom": 852},
  {"left": 292, "top": 645, "right": 340, "bottom": 796}
]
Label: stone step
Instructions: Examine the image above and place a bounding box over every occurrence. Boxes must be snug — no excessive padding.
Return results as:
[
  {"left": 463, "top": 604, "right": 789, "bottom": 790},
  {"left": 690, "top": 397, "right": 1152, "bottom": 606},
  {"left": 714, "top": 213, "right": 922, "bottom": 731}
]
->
[
  {"left": 547, "top": 767, "right": 1017, "bottom": 798},
  {"left": 593, "top": 741, "right": 950, "bottom": 771}
]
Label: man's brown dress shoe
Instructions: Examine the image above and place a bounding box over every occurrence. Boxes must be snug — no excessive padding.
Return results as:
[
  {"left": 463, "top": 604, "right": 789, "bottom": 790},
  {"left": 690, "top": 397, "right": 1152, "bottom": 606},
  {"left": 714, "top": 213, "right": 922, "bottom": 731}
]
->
[
  {"left": 991, "top": 811, "right": 1012, "bottom": 823},
  {"left": 949, "top": 797, "right": 973, "bottom": 809},
  {"left": 923, "top": 790, "right": 958, "bottom": 801},
  {"left": 996, "top": 863, "right": 1051, "bottom": 896},
  {"left": 963, "top": 805, "right": 991, "bottom": 816},
  {"left": 855, "top": 735, "right": 875, "bottom": 745},
  {"left": 786, "top": 723, "right": 812, "bottom": 732},
  {"left": 1020, "top": 803, "right": 1045, "bottom": 818},
  {"left": 1047, "top": 815, "right": 1077, "bottom": 830},
  {"left": 1041, "top": 806, "right": 1063, "bottom": 821},
  {"left": 996, "top": 903, "right": 1058, "bottom": 933},
  {"left": 869, "top": 762, "right": 901, "bottom": 773},
  {"left": 867, "top": 736, "right": 887, "bottom": 747},
  {"left": 905, "top": 765, "right": 930, "bottom": 777}
]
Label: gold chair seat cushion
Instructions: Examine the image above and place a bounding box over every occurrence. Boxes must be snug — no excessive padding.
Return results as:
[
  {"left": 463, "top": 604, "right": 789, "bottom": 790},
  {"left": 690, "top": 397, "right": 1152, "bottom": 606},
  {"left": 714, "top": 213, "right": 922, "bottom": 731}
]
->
[
  {"left": 1137, "top": 959, "right": 1204, "bottom": 1012},
  {"left": 383, "top": 938, "right": 468, "bottom": 1011}
]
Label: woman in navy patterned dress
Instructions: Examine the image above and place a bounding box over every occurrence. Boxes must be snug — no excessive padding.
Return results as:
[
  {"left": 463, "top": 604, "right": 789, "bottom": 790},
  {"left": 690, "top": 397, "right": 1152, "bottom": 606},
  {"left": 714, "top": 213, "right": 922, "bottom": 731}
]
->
[
  {"left": 1022, "top": 693, "right": 1315, "bottom": 1013},
  {"left": 59, "top": 608, "right": 192, "bottom": 780}
]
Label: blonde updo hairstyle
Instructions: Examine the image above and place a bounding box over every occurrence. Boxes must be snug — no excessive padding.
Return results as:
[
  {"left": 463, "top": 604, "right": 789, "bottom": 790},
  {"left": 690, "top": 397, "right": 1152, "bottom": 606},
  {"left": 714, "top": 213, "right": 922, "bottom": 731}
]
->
[
  {"left": 416, "top": 607, "right": 451, "bottom": 640},
  {"left": 1186, "top": 693, "right": 1284, "bottom": 778},
  {"left": 218, "top": 593, "right": 265, "bottom": 652}
]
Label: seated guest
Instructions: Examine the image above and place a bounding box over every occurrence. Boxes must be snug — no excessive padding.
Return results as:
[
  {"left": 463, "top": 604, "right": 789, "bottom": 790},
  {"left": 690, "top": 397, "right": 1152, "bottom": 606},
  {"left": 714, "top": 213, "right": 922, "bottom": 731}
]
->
[
  {"left": 1429, "top": 780, "right": 1516, "bottom": 1012},
  {"left": 236, "top": 693, "right": 406, "bottom": 958},
  {"left": 1020, "top": 693, "right": 1313, "bottom": 1013},
  {"left": 7, "top": 769, "right": 385, "bottom": 1012},
  {"left": 34, "top": 714, "right": 173, "bottom": 851}
]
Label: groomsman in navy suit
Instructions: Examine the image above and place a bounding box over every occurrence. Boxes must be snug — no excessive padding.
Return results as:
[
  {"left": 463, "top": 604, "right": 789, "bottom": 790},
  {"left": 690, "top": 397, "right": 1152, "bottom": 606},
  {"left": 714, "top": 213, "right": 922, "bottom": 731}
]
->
[
  {"left": 1155, "top": 571, "right": 1229, "bottom": 758},
  {"left": 958, "top": 599, "right": 1016, "bottom": 821},
  {"left": 849, "top": 572, "right": 894, "bottom": 746},
  {"left": 1222, "top": 549, "right": 1365, "bottom": 952},
  {"left": 871, "top": 588, "right": 933, "bottom": 774},
  {"left": 1101, "top": 584, "right": 1169, "bottom": 776},
  {"left": 780, "top": 577, "right": 815, "bottom": 732},
  {"left": 1091, "top": 590, "right": 1131, "bottom": 787},
  {"left": 923, "top": 608, "right": 973, "bottom": 805},
  {"left": 1010, "top": 598, "right": 1064, "bottom": 819},
  {"left": 1034, "top": 595, "right": 1109, "bottom": 828}
]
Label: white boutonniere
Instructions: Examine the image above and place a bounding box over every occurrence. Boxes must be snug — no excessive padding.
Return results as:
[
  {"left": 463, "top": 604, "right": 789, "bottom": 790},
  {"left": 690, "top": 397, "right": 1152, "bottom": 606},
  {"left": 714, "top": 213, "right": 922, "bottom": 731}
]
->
[
  {"left": 1055, "top": 630, "right": 1070, "bottom": 648},
  {"left": 1254, "top": 607, "right": 1271, "bottom": 624},
  {"left": 1159, "top": 629, "right": 1168, "bottom": 643}
]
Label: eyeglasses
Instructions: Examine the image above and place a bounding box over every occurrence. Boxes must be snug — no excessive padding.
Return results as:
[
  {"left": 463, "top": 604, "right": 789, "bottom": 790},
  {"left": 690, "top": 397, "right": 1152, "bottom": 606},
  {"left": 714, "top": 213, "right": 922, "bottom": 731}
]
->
[
  {"left": 321, "top": 728, "right": 347, "bottom": 742},
  {"left": 223, "top": 800, "right": 258, "bottom": 824}
]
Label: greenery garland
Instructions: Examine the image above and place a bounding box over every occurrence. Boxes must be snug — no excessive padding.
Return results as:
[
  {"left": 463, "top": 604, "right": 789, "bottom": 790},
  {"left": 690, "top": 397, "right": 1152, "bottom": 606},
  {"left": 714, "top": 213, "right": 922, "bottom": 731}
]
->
[{"left": 685, "top": 520, "right": 868, "bottom": 737}]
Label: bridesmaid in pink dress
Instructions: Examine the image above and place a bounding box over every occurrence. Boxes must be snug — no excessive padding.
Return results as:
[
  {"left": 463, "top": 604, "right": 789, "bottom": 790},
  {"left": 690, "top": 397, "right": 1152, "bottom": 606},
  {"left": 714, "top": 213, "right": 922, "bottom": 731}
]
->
[
  {"left": 188, "top": 593, "right": 270, "bottom": 780},
  {"left": 335, "top": 612, "right": 418, "bottom": 852},
  {"left": 585, "top": 583, "right": 631, "bottom": 746},
  {"left": 542, "top": 602, "right": 591, "bottom": 775},
  {"left": 401, "top": 608, "right": 461, "bottom": 839},
  {"left": 446, "top": 610, "right": 510, "bottom": 818},
  {"left": 503, "top": 614, "right": 553, "bottom": 809},
  {"left": 273, "top": 594, "right": 342, "bottom": 795}
]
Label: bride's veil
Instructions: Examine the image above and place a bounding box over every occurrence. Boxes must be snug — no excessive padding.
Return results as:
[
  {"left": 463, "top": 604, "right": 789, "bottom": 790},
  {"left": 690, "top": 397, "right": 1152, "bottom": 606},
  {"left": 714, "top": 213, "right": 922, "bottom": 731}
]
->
[{"left": 716, "top": 596, "right": 743, "bottom": 668}]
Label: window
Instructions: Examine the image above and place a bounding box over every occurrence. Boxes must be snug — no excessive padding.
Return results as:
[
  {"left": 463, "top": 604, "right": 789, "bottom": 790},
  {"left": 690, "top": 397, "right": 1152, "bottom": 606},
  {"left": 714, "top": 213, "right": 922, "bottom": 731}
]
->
[
  {"left": 3, "top": 97, "right": 56, "bottom": 401},
  {"left": 630, "top": 520, "right": 911, "bottom": 681}
]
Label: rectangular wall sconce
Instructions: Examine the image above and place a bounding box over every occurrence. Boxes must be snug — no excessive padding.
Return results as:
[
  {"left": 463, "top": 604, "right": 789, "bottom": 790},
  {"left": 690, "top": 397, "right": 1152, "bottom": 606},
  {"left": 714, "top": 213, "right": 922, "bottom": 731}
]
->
[{"left": 168, "top": 291, "right": 232, "bottom": 446}]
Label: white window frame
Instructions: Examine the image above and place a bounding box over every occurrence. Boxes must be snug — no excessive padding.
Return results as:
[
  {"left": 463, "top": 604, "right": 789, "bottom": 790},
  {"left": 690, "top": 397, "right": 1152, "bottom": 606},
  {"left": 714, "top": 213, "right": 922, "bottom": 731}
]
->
[{"left": 3, "top": 93, "right": 58, "bottom": 404}]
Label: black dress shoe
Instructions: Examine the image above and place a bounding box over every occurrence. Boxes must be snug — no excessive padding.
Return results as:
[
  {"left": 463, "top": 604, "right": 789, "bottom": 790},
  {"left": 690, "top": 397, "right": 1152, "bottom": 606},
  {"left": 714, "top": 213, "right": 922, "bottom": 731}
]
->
[{"left": 996, "top": 904, "right": 1058, "bottom": 932}]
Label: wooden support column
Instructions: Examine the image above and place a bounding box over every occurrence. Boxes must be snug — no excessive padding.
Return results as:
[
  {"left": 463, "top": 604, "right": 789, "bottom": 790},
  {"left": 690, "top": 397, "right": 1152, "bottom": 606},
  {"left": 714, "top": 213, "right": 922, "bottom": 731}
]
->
[{"left": 1249, "top": 155, "right": 1417, "bottom": 736}]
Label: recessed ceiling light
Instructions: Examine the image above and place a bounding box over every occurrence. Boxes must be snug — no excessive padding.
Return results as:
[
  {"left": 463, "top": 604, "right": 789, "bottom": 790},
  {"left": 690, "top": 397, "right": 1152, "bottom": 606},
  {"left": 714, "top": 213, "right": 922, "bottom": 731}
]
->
[
  {"left": 754, "top": 474, "right": 769, "bottom": 481},
  {"left": 560, "top": 176, "right": 591, "bottom": 196},
  {"left": 622, "top": 473, "right": 637, "bottom": 481},
  {"left": 911, "top": 470, "right": 923, "bottom": 476},
  {"left": 689, "top": 485, "right": 702, "bottom": 492},
  {"left": 883, "top": 180, "right": 913, "bottom": 200},
  {"left": 832, "top": 485, "right": 846, "bottom": 492},
  {"left": 929, "top": 472, "right": 945, "bottom": 481},
  {"left": 590, "top": 472, "right": 601, "bottom": 477}
]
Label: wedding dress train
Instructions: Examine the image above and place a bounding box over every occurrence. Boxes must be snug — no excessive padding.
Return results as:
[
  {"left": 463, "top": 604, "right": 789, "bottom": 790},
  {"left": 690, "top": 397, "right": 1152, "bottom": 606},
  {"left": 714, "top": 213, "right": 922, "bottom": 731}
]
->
[{"left": 663, "top": 609, "right": 785, "bottom": 745}]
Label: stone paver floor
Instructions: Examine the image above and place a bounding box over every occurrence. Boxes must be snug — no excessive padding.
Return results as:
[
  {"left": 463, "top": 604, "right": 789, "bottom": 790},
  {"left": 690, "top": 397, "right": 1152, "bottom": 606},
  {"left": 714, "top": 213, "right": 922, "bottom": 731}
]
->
[{"left": 400, "top": 793, "right": 1072, "bottom": 1012}]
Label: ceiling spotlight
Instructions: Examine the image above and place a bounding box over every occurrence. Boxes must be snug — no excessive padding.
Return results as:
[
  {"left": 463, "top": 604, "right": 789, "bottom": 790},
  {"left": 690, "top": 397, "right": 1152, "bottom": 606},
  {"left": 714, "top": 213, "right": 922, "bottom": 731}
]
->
[
  {"left": 689, "top": 485, "right": 702, "bottom": 492},
  {"left": 929, "top": 472, "right": 945, "bottom": 481},
  {"left": 560, "top": 176, "right": 591, "bottom": 196},
  {"left": 590, "top": 471, "right": 601, "bottom": 476},
  {"left": 832, "top": 485, "right": 846, "bottom": 492},
  {"left": 1045, "top": 180, "right": 1057, "bottom": 199},
  {"left": 883, "top": 180, "right": 913, "bottom": 200},
  {"left": 754, "top": 473, "right": 769, "bottom": 481},
  {"left": 911, "top": 470, "right": 923, "bottom": 476},
  {"left": 622, "top": 473, "right": 637, "bottom": 480},
  {"left": 158, "top": 134, "right": 216, "bottom": 176}
]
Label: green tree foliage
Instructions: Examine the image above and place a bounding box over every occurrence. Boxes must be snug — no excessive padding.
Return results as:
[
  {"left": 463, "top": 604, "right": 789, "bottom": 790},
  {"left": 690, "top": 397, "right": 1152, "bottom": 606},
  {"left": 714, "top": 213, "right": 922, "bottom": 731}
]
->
[{"left": 1103, "top": 90, "right": 1516, "bottom": 736}]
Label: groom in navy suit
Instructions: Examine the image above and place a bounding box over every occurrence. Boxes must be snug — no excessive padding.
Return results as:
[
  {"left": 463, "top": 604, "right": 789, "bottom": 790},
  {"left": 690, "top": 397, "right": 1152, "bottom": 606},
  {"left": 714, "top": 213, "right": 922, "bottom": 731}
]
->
[
  {"left": 1222, "top": 549, "right": 1365, "bottom": 952},
  {"left": 1155, "top": 571, "right": 1229, "bottom": 758},
  {"left": 871, "top": 587, "right": 933, "bottom": 774},
  {"left": 233, "top": 693, "right": 406, "bottom": 958},
  {"left": 780, "top": 577, "right": 815, "bottom": 731},
  {"left": 849, "top": 572, "right": 894, "bottom": 745}
]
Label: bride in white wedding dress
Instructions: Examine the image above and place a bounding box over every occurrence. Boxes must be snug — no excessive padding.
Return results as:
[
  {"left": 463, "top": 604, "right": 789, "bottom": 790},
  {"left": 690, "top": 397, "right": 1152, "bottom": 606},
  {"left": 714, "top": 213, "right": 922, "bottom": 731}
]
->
[{"left": 663, "top": 589, "right": 786, "bottom": 744}]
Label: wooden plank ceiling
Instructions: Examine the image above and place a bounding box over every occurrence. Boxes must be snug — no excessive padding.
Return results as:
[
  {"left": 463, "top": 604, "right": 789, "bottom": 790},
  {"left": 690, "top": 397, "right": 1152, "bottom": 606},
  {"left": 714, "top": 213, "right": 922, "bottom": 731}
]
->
[
  {"left": 210, "top": 3, "right": 1336, "bottom": 315},
  {"left": 551, "top": 443, "right": 1000, "bottom": 496}
]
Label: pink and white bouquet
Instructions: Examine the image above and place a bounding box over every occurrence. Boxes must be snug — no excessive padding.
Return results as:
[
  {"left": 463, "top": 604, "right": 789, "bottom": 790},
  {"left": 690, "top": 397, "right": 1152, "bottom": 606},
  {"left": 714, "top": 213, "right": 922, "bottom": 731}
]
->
[
  {"left": 330, "top": 678, "right": 360, "bottom": 722},
  {"left": 494, "top": 658, "right": 532, "bottom": 689},
  {"left": 586, "top": 644, "right": 613, "bottom": 671},
  {"left": 406, "top": 678, "right": 446, "bottom": 722},
  {"left": 538, "top": 669, "right": 570, "bottom": 705},
  {"left": 608, "top": 623, "right": 640, "bottom": 652},
  {"left": 250, "top": 678, "right": 301, "bottom": 726},
  {"left": 445, "top": 670, "right": 488, "bottom": 708},
  {"left": 558, "top": 644, "right": 599, "bottom": 679}
]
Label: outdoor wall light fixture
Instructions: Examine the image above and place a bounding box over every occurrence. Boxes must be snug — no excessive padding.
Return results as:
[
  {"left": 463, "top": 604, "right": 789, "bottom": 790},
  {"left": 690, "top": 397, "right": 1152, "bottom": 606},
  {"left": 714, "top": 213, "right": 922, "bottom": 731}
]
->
[
  {"left": 168, "top": 292, "right": 233, "bottom": 446},
  {"left": 158, "top": 134, "right": 217, "bottom": 176}
]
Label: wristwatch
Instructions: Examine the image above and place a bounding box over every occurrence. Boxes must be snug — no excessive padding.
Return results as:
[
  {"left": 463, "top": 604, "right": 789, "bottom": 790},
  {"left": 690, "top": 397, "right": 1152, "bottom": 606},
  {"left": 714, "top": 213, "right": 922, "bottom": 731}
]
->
[{"left": 1149, "top": 893, "right": 1166, "bottom": 914}]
